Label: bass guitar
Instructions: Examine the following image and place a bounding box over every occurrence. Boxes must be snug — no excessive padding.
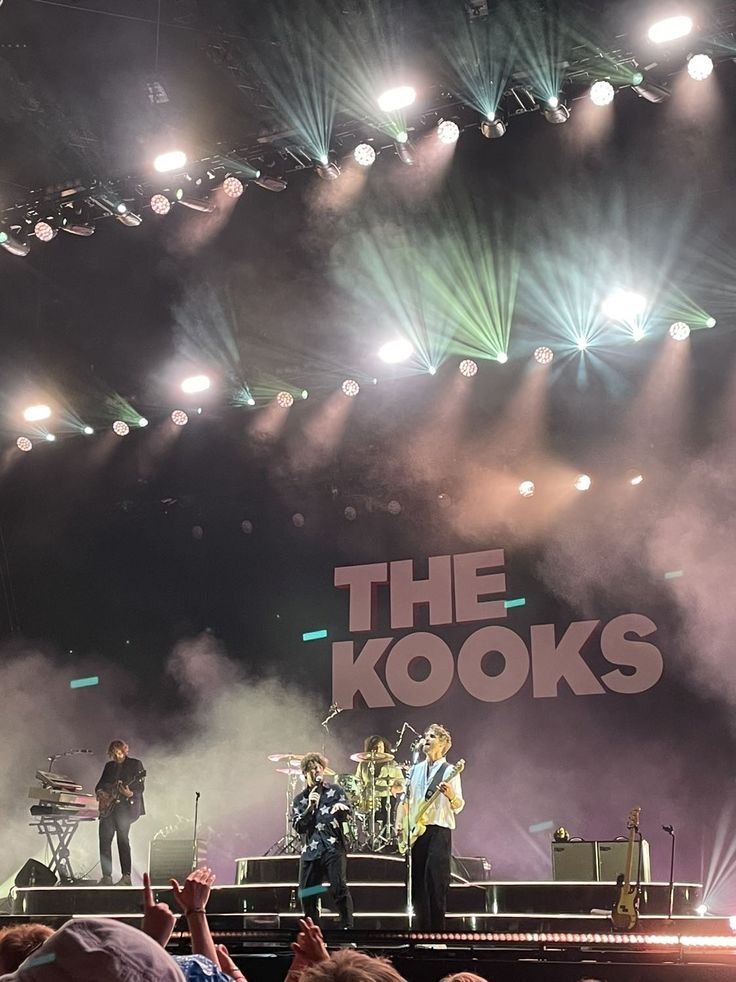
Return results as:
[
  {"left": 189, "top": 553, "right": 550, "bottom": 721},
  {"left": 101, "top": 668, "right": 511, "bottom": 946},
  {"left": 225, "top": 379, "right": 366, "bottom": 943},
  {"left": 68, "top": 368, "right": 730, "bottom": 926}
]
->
[
  {"left": 611, "top": 806, "right": 642, "bottom": 931},
  {"left": 97, "top": 770, "right": 146, "bottom": 820},
  {"left": 397, "top": 759, "right": 465, "bottom": 855}
]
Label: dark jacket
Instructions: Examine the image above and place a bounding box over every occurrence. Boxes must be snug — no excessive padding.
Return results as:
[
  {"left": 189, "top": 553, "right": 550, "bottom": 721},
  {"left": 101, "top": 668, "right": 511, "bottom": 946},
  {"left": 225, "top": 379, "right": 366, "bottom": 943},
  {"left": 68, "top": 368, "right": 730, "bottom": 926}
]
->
[
  {"left": 291, "top": 781, "right": 351, "bottom": 860},
  {"left": 95, "top": 756, "right": 146, "bottom": 822}
]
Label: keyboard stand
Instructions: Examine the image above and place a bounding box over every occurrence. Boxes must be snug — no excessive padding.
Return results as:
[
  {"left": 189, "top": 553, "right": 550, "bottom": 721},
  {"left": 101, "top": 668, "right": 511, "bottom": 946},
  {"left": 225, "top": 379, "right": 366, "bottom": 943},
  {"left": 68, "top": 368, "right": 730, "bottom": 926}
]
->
[{"left": 29, "top": 816, "right": 83, "bottom": 883}]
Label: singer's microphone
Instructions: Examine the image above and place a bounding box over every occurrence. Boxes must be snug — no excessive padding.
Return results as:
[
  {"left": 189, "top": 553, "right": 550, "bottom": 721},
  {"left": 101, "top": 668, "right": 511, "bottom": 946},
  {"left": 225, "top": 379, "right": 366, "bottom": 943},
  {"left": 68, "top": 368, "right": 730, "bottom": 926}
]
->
[
  {"left": 662, "top": 824, "right": 674, "bottom": 834},
  {"left": 315, "top": 775, "right": 323, "bottom": 785}
]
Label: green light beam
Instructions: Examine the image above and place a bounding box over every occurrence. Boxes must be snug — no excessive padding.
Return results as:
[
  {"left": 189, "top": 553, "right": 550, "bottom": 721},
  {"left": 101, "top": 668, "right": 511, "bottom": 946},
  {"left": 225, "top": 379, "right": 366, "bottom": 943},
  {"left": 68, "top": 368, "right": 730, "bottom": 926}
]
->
[{"left": 302, "top": 629, "right": 328, "bottom": 641}]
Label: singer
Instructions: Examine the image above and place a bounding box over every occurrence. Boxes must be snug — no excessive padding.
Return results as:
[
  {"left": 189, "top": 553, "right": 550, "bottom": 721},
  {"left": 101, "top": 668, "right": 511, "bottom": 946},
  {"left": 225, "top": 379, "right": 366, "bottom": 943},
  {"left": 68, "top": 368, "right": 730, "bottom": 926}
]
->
[
  {"left": 95, "top": 740, "right": 146, "bottom": 886},
  {"left": 291, "top": 752, "right": 354, "bottom": 928},
  {"left": 396, "top": 723, "right": 464, "bottom": 932}
]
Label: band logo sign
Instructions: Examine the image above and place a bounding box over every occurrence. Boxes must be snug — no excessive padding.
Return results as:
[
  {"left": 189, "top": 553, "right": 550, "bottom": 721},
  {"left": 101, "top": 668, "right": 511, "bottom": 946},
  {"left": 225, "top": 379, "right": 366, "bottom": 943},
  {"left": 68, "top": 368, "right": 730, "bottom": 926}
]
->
[{"left": 332, "top": 549, "right": 663, "bottom": 708}]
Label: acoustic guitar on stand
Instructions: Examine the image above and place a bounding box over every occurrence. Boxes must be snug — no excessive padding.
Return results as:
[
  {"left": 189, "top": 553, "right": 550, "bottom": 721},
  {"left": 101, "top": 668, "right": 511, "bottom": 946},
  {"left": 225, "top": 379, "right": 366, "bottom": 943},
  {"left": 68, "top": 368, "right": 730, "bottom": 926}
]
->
[{"left": 611, "top": 806, "right": 642, "bottom": 931}]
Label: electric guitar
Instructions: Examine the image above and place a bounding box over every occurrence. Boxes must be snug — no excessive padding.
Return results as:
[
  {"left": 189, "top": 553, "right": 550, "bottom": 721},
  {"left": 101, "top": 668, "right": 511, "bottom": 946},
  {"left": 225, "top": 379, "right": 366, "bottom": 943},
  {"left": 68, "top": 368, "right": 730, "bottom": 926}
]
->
[
  {"left": 610, "top": 806, "right": 642, "bottom": 931},
  {"left": 97, "top": 770, "right": 146, "bottom": 819},
  {"left": 397, "top": 759, "right": 465, "bottom": 855}
]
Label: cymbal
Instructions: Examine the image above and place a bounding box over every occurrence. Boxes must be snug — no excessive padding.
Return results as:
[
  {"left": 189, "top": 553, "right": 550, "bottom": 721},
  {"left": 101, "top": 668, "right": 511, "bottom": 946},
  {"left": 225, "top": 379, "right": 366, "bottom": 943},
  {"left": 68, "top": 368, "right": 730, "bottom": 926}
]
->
[
  {"left": 276, "top": 767, "right": 303, "bottom": 776},
  {"left": 351, "top": 751, "right": 395, "bottom": 763},
  {"left": 267, "top": 753, "right": 304, "bottom": 763}
]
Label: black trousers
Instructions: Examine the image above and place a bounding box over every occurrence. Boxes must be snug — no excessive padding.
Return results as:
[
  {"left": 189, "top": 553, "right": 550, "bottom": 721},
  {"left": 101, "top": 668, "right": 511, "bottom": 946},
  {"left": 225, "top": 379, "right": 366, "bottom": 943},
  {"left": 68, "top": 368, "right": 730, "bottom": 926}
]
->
[
  {"left": 411, "top": 824, "right": 452, "bottom": 932},
  {"left": 99, "top": 806, "right": 135, "bottom": 877},
  {"left": 299, "top": 850, "right": 354, "bottom": 928}
]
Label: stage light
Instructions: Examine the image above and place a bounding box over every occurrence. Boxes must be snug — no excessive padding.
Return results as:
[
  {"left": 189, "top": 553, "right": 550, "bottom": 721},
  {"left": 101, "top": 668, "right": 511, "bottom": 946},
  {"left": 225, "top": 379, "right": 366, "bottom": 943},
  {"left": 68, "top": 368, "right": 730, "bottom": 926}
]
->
[
  {"left": 34, "top": 219, "right": 56, "bottom": 242},
  {"left": 497, "top": 352, "right": 508, "bottom": 364},
  {"left": 301, "top": 390, "right": 309, "bottom": 400},
  {"left": 627, "top": 470, "right": 644, "bottom": 485},
  {"left": 519, "top": 480, "right": 535, "bottom": 497},
  {"left": 534, "top": 346, "right": 554, "bottom": 365},
  {"left": 253, "top": 174, "right": 288, "bottom": 192},
  {"left": 315, "top": 160, "right": 340, "bottom": 181},
  {"left": 82, "top": 425, "right": 94, "bottom": 435},
  {"left": 150, "top": 193, "right": 172, "bottom": 215},
  {"left": 175, "top": 184, "right": 215, "bottom": 213},
  {"left": 153, "top": 150, "right": 187, "bottom": 173},
  {"left": 45, "top": 433, "right": 56, "bottom": 442},
  {"left": 574, "top": 473, "right": 592, "bottom": 492},
  {"left": 16, "top": 437, "right": 32, "bottom": 452},
  {"left": 437, "top": 493, "right": 452, "bottom": 508},
  {"left": 354, "top": 143, "right": 376, "bottom": 167},
  {"left": 669, "top": 321, "right": 691, "bottom": 341},
  {"left": 542, "top": 98, "right": 570, "bottom": 124},
  {"left": 576, "top": 337, "right": 588, "bottom": 351},
  {"left": 23, "top": 404, "right": 51, "bottom": 422},
  {"left": 222, "top": 175, "right": 245, "bottom": 198},
  {"left": 437, "top": 119, "right": 460, "bottom": 144},
  {"left": 246, "top": 396, "right": 256, "bottom": 406},
  {"left": 112, "top": 420, "right": 130, "bottom": 436},
  {"left": 729, "top": 914, "right": 736, "bottom": 931},
  {"left": 387, "top": 500, "right": 402, "bottom": 515},
  {"left": 378, "top": 86, "right": 416, "bottom": 112},
  {"left": 480, "top": 114, "right": 506, "bottom": 139},
  {"left": 395, "top": 136, "right": 414, "bottom": 166},
  {"left": 241, "top": 520, "right": 253, "bottom": 534},
  {"left": 687, "top": 54, "right": 713, "bottom": 80},
  {"left": 292, "top": 512, "right": 305, "bottom": 527},
  {"left": 602, "top": 289, "right": 646, "bottom": 321},
  {"left": 181, "top": 374, "right": 211, "bottom": 394},
  {"left": 171, "top": 409, "right": 189, "bottom": 426},
  {"left": 459, "top": 359, "right": 478, "bottom": 377},
  {"left": 696, "top": 903, "right": 708, "bottom": 916},
  {"left": 590, "top": 80, "right": 615, "bottom": 106},
  {"left": 428, "top": 366, "right": 437, "bottom": 376},
  {"left": 341, "top": 379, "right": 360, "bottom": 397},
  {"left": 632, "top": 325, "right": 646, "bottom": 342},
  {"left": 344, "top": 506, "right": 357, "bottom": 521},
  {"left": 648, "top": 15, "right": 693, "bottom": 44},
  {"left": 378, "top": 338, "right": 413, "bottom": 363},
  {"left": 277, "top": 391, "right": 294, "bottom": 409},
  {"left": 632, "top": 78, "right": 670, "bottom": 102},
  {"left": 60, "top": 203, "right": 96, "bottom": 236},
  {"left": 138, "top": 417, "right": 149, "bottom": 428},
  {"left": 706, "top": 316, "right": 716, "bottom": 328},
  {"left": 0, "top": 225, "right": 30, "bottom": 257}
]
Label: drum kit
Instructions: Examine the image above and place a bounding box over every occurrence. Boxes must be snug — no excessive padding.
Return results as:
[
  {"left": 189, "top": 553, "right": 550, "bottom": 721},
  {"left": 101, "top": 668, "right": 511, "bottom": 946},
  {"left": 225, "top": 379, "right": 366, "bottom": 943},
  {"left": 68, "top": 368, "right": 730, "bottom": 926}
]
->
[{"left": 266, "top": 748, "right": 406, "bottom": 854}]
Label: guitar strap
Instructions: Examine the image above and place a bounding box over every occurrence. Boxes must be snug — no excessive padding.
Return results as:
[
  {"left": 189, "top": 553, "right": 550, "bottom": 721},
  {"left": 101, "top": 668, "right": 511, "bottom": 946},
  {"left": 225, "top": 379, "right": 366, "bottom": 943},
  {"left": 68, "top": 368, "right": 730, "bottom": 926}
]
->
[{"left": 424, "top": 761, "right": 450, "bottom": 801}]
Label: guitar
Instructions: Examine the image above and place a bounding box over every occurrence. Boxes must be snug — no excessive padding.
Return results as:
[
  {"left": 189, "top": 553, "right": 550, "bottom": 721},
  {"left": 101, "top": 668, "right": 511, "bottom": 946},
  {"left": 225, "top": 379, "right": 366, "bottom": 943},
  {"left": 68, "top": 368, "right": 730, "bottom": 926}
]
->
[
  {"left": 97, "top": 770, "right": 146, "bottom": 819},
  {"left": 610, "top": 806, "right": 642, "bottom": 931},
  {"left": 397, "top": 759, "right": 465, "bottom": 855}
]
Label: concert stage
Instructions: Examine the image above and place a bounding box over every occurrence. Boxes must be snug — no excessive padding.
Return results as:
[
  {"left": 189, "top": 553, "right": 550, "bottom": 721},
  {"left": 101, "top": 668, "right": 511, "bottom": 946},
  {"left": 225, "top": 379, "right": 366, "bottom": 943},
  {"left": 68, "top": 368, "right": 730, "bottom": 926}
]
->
[{"left": 6, "top": 855, "right": 735, "bottom": 980}]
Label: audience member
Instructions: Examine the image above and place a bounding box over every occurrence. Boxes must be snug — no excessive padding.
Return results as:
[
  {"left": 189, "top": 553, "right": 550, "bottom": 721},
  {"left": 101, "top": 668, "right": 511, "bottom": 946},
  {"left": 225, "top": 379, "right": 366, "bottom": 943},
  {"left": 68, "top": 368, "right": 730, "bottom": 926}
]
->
[
  {"left": 0, "top": 925, "right": 53, "bottom": 975},
  {"left": 300, "top": 948, "right": 408, "bottom": 982}
]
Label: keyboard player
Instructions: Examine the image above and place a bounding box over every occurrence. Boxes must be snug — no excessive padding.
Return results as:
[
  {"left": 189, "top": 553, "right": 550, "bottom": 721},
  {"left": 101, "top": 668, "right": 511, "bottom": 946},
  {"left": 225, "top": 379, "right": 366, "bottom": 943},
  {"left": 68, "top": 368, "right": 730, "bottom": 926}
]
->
[{"left": 95, "top": 740, "right": 146, "bottom": 886}]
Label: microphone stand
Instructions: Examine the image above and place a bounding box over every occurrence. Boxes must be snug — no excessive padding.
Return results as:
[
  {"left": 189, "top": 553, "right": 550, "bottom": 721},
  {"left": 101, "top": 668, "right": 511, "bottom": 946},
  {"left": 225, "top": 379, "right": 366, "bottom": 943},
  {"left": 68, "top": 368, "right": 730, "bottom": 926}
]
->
[
  {"left": 663, "top": 825, "right": 676, "bottom": 922},
  {"left": 320, "top": 704, "right": 343, "bottom": 757},
  {"left": 192, "top": 792, "right": 201, "bottom": 871},
  {"left": 404, "top": 741, "right": 424, "bottom": 930}
]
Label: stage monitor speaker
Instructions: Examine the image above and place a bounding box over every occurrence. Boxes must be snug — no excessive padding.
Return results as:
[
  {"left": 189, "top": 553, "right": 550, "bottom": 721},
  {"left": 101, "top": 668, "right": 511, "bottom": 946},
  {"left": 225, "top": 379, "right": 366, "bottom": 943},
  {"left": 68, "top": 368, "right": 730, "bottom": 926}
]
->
[
  {"left": 14, "top": 859, "right": 57, "bottom": 888},
  {"left": 551, "top": 841, "right": 599, "bottom": 881},
  {"left": 149, "top": 839, "right": 207, "bottom": 885},
  {"left": 597, "top": 839, "right": 651, "bottom": 881}
]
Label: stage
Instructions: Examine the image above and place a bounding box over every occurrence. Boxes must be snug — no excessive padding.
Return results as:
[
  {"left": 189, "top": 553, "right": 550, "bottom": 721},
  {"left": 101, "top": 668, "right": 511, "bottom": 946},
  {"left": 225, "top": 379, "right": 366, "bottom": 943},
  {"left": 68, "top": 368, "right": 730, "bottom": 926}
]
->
[{"left": 5, "top": 855, "right": 735, "bottom": 980}]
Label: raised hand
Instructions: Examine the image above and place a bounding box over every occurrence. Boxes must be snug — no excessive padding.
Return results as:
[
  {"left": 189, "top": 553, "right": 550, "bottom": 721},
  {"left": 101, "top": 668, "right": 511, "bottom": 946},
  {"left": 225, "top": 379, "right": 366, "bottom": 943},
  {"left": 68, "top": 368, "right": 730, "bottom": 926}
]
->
[
  {"left": 216, "top": 943, "right": 246, "bottom": 981},
  {"left": 141, "top": 871, "right": 177, "bottom": 947},
  {"left": 171, "top": 866, "right": 216, "bottom": 914},
  {"left": 290, "top": 916, "right": 329, "bottom": 965}
]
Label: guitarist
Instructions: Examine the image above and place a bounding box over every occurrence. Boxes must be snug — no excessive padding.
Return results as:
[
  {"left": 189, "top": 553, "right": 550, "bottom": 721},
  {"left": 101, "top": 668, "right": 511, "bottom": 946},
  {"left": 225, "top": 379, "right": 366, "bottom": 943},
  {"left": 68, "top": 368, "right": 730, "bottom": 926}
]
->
[
  {"left": 95, "top": 740, "right": 146, "bottom": 886},
  {"left": 396, "top": 724, "right": 464, "bottom": 931}
]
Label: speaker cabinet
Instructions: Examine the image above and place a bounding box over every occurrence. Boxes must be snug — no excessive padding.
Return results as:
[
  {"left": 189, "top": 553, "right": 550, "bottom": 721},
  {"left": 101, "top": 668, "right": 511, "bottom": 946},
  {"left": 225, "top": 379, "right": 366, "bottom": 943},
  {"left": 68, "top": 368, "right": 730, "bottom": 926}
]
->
[
  {"left": 15, "top": 859, "right": 57, "bottom": 888},
  {"left": 551, "top": 841, "right": 599, "bottom": 881},
  {"left": 597, "top": 839, "right": 650, "bottom": 881},
  {"left": 148, "top": 839, "right": 207, "bottom": 885}
]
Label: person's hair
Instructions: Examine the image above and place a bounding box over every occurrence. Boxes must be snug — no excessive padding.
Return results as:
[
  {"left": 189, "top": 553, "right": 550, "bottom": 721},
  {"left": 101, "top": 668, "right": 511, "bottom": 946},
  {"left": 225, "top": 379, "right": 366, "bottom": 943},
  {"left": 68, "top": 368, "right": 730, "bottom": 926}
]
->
[
  {"left": 440, "top": 973, "right": 487, "bottom": 982},
  {"left": 301, "top": 949, "right": 407, "bottom": 982},
  {"left": 0, "top": 923, "right": 54, "bottom": 973},
  {"left": 364, "top": 734, "right": 388, "bottom": 752},
  {"left": 428, "top": 723, "right": 452, "bottom": 751},
  {"left": 107, "top": 740, "right": 128, "bottom": 758},
  {"left": 301, "top": 752, "right": 327, "bottom": 775}
]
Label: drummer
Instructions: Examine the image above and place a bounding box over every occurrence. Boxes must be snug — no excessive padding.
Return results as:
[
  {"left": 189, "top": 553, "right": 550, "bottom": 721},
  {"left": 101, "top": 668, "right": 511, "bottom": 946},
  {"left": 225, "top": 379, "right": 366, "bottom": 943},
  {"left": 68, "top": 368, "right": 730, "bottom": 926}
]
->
[{"left": 354, "top": 735, "right": 405, "bottom": 808}]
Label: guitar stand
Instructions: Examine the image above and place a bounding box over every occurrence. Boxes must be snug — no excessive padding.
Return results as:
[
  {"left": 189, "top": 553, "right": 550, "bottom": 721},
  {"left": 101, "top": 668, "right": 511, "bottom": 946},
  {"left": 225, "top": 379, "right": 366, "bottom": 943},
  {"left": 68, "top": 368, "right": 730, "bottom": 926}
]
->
[{"left": 30, "top": 816, "right": 82, "bottom": 883}]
